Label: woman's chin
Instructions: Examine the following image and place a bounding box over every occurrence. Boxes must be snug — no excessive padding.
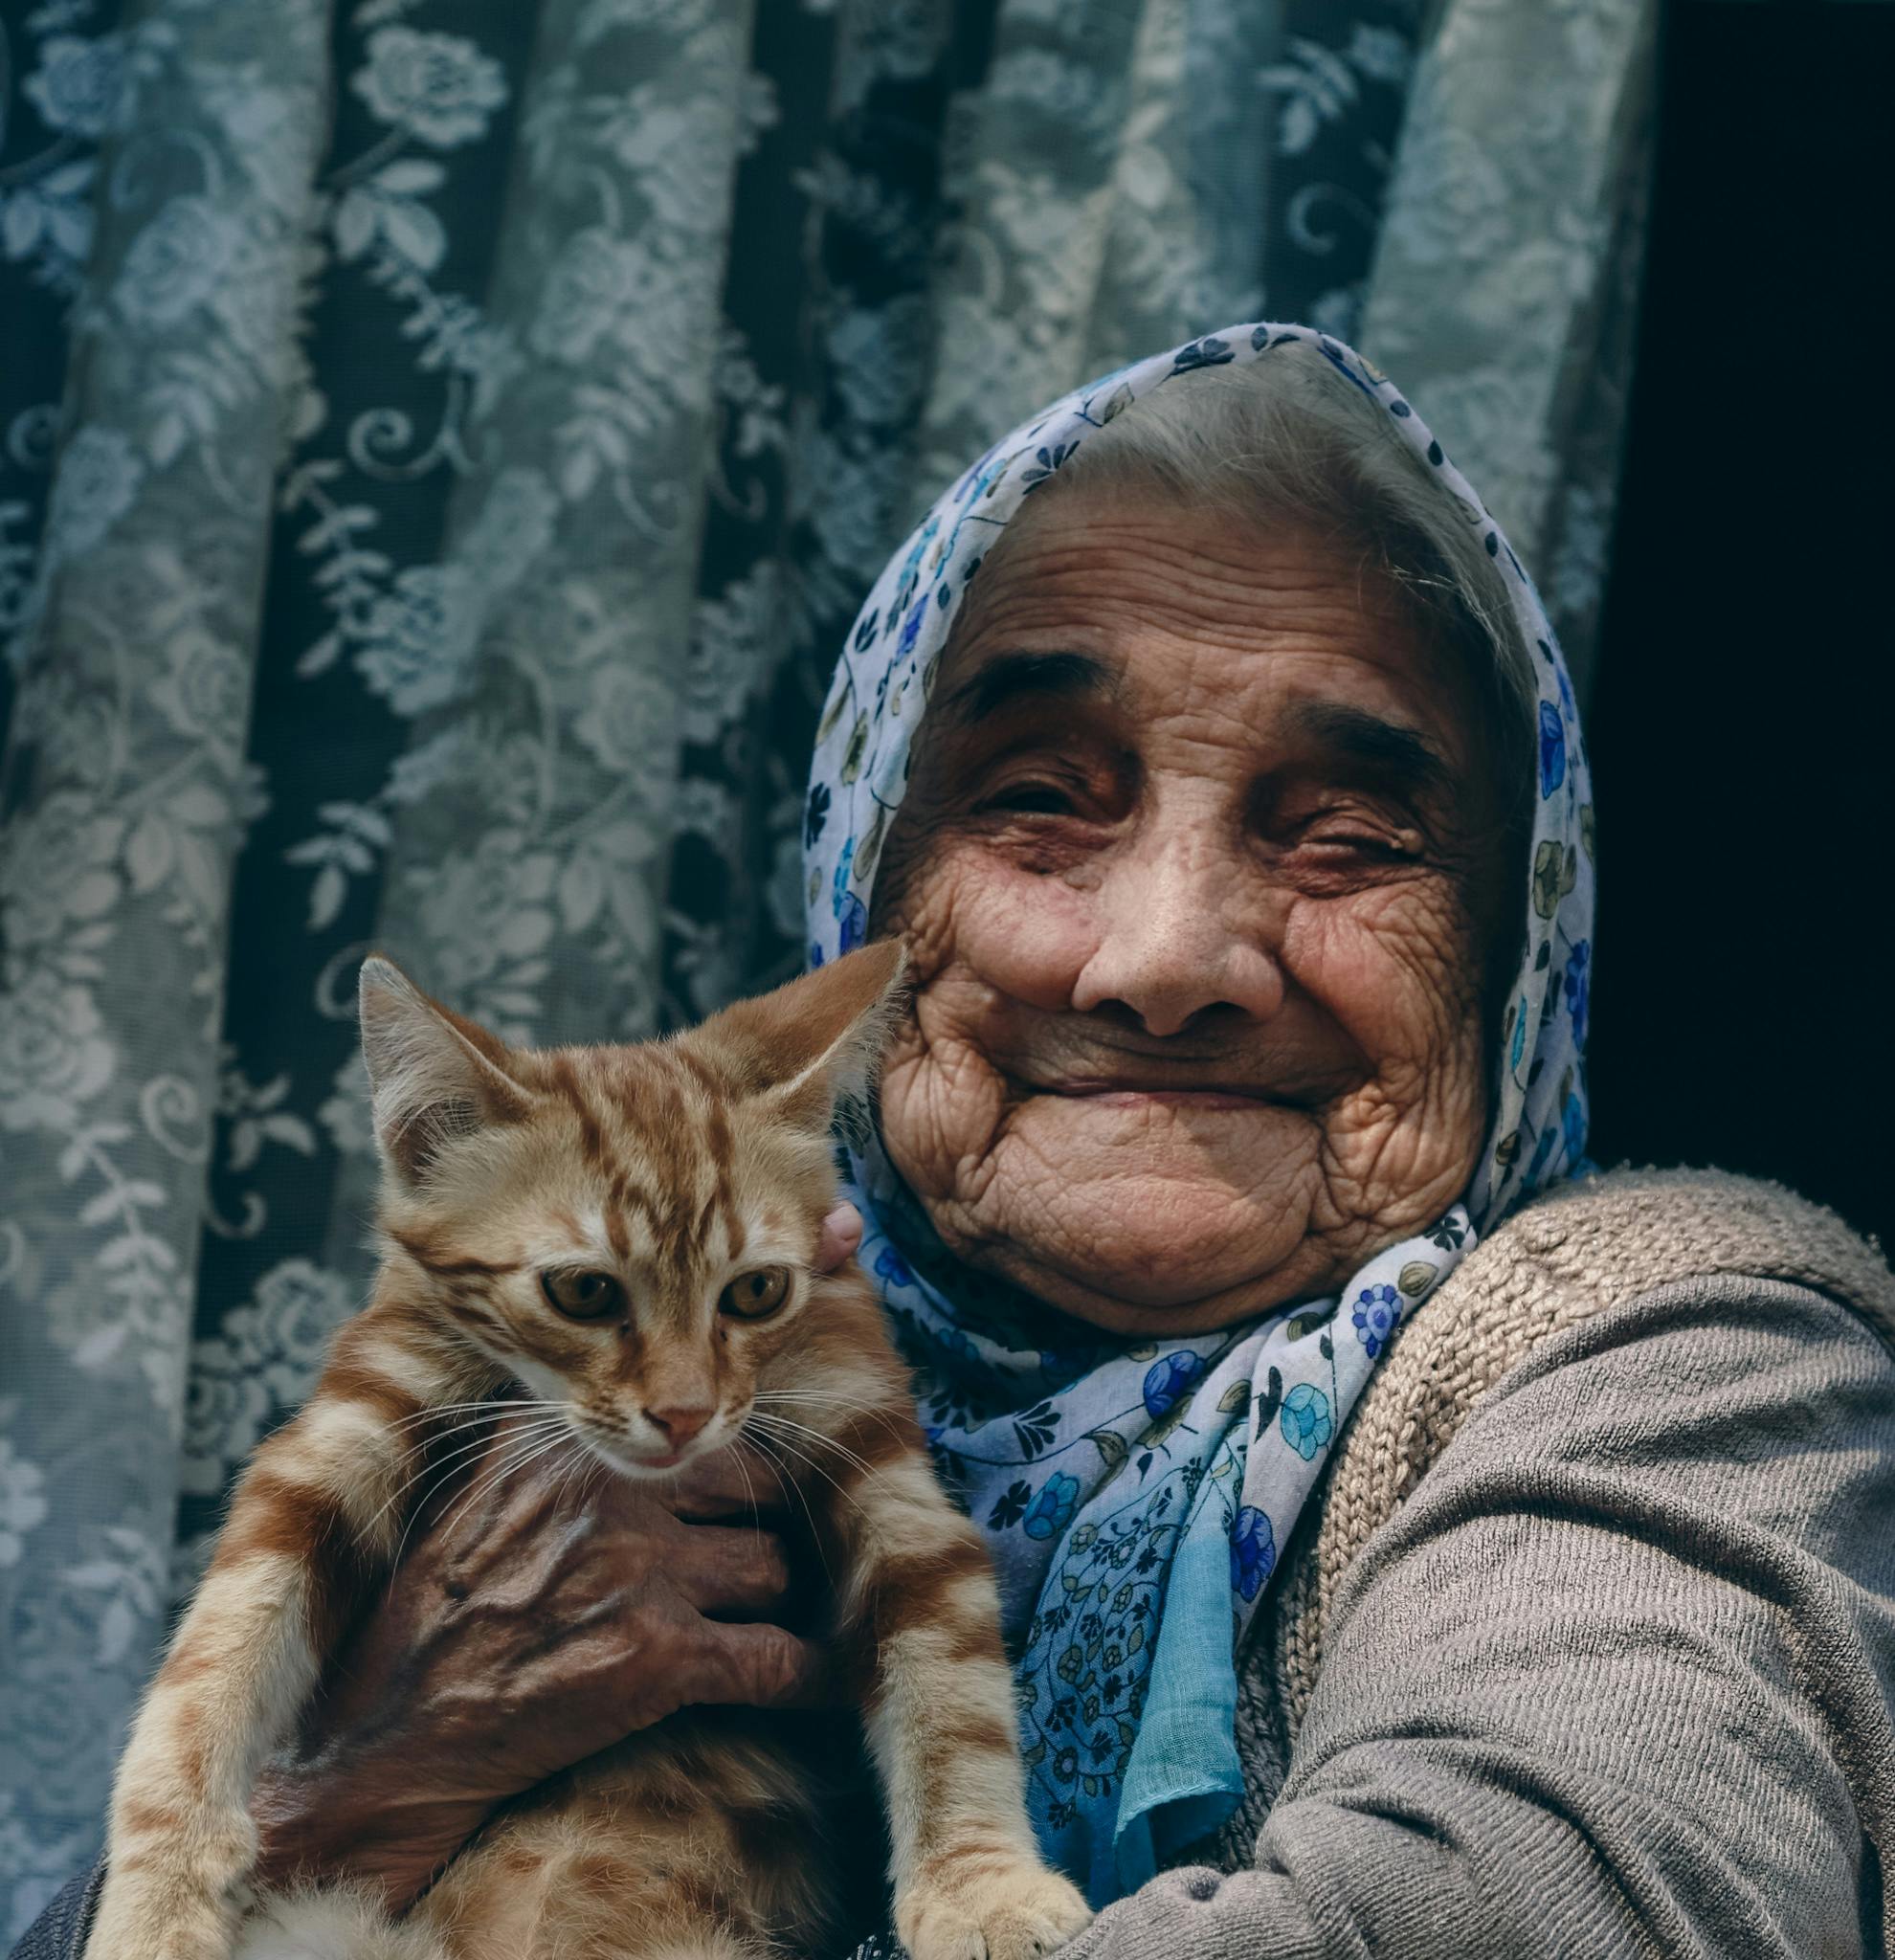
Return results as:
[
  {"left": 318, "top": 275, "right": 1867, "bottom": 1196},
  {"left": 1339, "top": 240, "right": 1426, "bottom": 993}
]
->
[{"left": 957, "top": 1160, "right": 1327, "bottom": 1333}]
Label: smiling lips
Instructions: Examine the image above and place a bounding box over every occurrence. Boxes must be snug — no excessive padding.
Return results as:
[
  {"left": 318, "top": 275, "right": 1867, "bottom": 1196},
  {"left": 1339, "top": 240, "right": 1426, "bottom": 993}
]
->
[{"left": 1049, "top": 1080, "right": 1284, "bottom": 1110}]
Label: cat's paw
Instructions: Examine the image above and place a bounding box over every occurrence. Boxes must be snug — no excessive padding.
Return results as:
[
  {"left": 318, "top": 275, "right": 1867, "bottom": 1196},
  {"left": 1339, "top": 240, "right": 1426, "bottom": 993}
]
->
[
  {"left": 896, "top": 1855, "right": 1093, "bottom": 1960},
  {"left": 87, "top": 1875, "right": 238, "bottom": 1960},
  {"left": 235, "top": 1885, "right": 455, "bottom": 1959}
]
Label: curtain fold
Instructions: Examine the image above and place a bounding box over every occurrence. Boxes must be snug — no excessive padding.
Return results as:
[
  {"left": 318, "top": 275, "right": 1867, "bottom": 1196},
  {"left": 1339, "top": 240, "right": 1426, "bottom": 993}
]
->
[
  {"left": 1360, "top": 0, "right": 1661, "bottom": 700},
  {"left": 0, "top": 0, "right": 334, "bottom": 1919},
  {"left": 912, "top": 0, "right": 1152, "bottom": 484},
  {"left": 0, "top": 0, "right": 1650, "bottom": 1927},
  {"left": 360, "top": 0, "right": 763, "bottom": 1042}
]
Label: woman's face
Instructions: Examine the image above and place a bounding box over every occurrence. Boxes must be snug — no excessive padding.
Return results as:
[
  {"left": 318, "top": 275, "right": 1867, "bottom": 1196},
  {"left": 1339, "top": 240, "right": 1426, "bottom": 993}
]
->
[{"left": 872, "top": 490, "right": 1518, "bottom": 1335}]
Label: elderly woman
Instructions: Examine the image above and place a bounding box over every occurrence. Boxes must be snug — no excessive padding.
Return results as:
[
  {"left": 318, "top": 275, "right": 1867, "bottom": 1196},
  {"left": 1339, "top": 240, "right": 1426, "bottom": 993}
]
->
[{"left": 19, "top": 328, "right": 1895, "bottom": 1960}]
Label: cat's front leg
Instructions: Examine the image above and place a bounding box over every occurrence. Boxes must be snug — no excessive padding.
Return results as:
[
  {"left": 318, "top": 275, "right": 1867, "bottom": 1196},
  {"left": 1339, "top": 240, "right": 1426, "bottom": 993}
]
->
[
  {"left": 833, "top": 1448, "right": 1092, "bottom": 1960},
  {"left": 87, "top": 1525, "right": 323, "bottom": 1960},
  {"left": 88, "top": 1319, "right": 466, "bottom": 1960}
]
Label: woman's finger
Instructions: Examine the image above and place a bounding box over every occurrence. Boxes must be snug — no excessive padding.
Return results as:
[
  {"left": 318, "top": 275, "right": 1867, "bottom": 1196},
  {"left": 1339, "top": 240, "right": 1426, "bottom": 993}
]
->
[
  {"left": 662, "top": 1444, "right": 792, "bottom": 1523},
  {"left": 672, "top": 1619, "right": 826, "bottom": 1711},
  {"left": 669, "top": 1524, "right": 793, "bottom": 1616},
  {"left": 816, "top": 1202, "right": 863, "bottom": 1273}
]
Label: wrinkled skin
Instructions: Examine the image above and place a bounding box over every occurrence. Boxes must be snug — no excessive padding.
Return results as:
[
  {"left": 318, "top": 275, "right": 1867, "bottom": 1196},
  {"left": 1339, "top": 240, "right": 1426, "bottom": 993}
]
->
[{"left": 871, "top": 492, "right": 1519, "bottom": 1335}]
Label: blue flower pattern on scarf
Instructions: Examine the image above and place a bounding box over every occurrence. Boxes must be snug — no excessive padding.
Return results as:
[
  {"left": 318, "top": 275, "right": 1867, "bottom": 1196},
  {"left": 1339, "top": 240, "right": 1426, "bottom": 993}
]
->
[
  {"left": 803, "top": 323, "right": 1595, "bottom": 1906},
  {"left": 1279, "top": 1383, "right": 1334, "bottom": 1460},
  {"left": 1351, "top": 1283, "right": 1402, "bottom": 1359},
  {"left": 1229, "top": 1506, "right": 1276, "bottom": 1601},
  {"left": 1141, "top": 1351, "right": 1204, "bottom": 1418},
  {"left": 1539, "top": 700, "right": 1568, "bottom": 796},
  {"left": 1023, "top": 1474, "right": 1081, "bottom": 1541},
  {"left": 1565, "top": 940, "right": 1592, "bottom": 1048}
]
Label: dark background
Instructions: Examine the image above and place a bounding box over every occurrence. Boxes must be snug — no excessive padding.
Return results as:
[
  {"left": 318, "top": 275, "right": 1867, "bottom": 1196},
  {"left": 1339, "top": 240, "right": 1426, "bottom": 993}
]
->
[{"left": 1587, "top": 0, "right": 1894, "bottom": 1252}]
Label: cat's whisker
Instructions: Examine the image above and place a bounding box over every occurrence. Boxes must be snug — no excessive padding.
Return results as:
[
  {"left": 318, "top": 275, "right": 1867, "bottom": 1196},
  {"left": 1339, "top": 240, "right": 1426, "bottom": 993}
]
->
[
  {"left": 516, "top": 1427, "right": 594, "bottom": 1504},
  {"left": 746, "top": 1409, "right": 877, "bottom": 1482},
  {"left": 437, "top": 1422, "right": 582, "bottom": 1551},
  {"left": 754, "top": 1389, "right": 890, "bottom": 1408},
  {"left": 441, "top": 1415, "right": 576, "bottom": 1511},
  {"left": 371, "top": 1426, "right": 509, "bottom": 1544},
  {"left": 374, "top": 1409, "right": 571, "bottom": 1529},
  {"left": 382, "top": 1395, "right": 567, "bottom": 1437},
  {"left": 756, "top": 1411, "right": 874, "bottom": 1474},
  {"left": 746, "top": 1434, "right": 836, "bottom": 1579},
  {"left": 368, "top": 1410, "right": 534, "bottom": 1531},
  {"left": 564, "top": 1420, "right": 636, "bottom": 1484},
  {"left": 410, "top": 1418, "right": 572, "bottom": 1554},
  {"left": 380, "top": 1416, "right": 576, "bottom": 1591},
  {"left": 372, "top": 1402, "right": 570, "bottom": 1502},
  {"left": 745, "top": 1420, "right": 867, "bottom": 1520},
  {"left": 544, "top": 1437, "right": 580, "bottom": 1506},
  {"left": 549, "top": 1437, "right": 600, "bottom": 1516},
  {"left": 725, "top": 1443, "right": 760, "bottom": 1534},
  {"left": 724, "top": 1437, "right": 814, "bottom": 1580},
  {"left": 370, "top": 1400, "right": 579, "bottom": 1526},
  {"left": 752, "top": 1391, "right": 914, "bottom": 1446}
]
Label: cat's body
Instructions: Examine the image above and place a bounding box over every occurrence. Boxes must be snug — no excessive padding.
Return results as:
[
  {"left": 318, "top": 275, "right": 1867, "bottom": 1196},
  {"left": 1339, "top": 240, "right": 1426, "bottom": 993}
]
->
[{"left": 90, "top": 943, "right": 1091, "bottom": 1960}]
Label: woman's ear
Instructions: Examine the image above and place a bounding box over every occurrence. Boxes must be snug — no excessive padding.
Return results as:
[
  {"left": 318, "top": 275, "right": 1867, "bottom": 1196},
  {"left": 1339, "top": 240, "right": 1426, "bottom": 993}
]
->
[
  {"left": 689, "top": 939, "right": 909, "bottom": 1135},
  {"left": 357, "top": 956, "right": 533, "bottom": 1184}
]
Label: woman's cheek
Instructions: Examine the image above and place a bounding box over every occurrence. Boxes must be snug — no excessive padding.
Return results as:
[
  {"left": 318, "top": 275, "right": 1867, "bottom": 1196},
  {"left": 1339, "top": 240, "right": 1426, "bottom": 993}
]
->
[
  {"left": 1282, "top": 882, "right": 1484, "bottom": 1070},
  {"left": 902, "top": 843, "right": 1099, "bottom": 1011}
]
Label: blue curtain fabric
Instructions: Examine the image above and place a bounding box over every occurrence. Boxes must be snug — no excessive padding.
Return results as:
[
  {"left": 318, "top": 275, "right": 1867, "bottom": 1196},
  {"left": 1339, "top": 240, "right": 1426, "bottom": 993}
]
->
[{"left": 0, "top": 0, "right": 1654, "bottom": 1929}]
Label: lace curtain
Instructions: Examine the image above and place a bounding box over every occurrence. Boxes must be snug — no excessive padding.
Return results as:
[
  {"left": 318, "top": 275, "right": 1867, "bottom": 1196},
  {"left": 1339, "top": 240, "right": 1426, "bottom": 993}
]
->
[{"left": 0, "top": 0, "right": 1655, "bottom": 1927}]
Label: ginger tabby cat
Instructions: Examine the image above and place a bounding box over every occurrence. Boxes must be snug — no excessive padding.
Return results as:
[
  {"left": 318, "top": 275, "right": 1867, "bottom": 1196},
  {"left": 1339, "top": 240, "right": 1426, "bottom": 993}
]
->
[{"left": 90, "top": 941, "right": 1091, "bottom": 1960}]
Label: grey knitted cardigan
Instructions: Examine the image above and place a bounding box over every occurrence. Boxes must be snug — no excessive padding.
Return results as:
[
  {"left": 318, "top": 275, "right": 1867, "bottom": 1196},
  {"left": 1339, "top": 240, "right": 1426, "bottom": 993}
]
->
[
  {"left": 1082, "top": 1166, "right": 1895, "bottom": 1959},
  {"left": 15, "top": 1168, "right": 1895, "bottom": 1960}
]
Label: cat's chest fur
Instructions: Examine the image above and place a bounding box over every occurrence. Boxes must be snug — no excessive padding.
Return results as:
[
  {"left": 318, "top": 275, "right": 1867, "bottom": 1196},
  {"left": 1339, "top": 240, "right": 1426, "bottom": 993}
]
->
[{"left": 422, "top": 1709, "right": 883, "bottom": 1957}]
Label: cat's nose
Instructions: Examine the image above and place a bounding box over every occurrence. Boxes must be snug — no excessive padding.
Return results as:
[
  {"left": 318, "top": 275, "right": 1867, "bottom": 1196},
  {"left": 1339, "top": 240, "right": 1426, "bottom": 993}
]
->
[{"left": 643, "top": 1402, "right": 715, "bottom": 1445}]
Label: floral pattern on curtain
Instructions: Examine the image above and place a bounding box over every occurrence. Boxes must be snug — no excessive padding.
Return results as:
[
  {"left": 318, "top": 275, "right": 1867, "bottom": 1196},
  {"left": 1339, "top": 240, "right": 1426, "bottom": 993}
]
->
[{"left": 0, "top": 0, "right": 1653, "bottom": 1930}]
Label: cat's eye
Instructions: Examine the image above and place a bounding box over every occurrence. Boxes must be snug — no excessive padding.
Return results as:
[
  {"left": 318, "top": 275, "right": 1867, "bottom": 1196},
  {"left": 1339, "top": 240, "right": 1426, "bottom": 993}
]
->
[
  {"left": 540, "top": 1269, "right": 625, "bottom": 1322},
  {"left": 720, "top": 1266, "right": 791, "bottom": 1321}
]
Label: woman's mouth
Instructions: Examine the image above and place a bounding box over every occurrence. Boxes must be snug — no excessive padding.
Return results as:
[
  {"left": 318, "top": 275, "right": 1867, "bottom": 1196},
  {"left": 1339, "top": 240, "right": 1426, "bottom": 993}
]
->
[{"left": 1050, "top": 1081, "right": 1279, "bottom": 1111}]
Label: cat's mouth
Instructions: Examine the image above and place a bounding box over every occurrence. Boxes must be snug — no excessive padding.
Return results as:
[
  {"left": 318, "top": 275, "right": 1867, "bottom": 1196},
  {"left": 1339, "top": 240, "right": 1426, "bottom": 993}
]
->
[
  {"left": 490, "top": 1384, "right": 691, "bottom": 1473},
  {"left": 570, "top": 1414, "right": 724, "bottom": 1481},
  {"left": 595, "top": 1440, "right": 698, "bottom": 1480}
]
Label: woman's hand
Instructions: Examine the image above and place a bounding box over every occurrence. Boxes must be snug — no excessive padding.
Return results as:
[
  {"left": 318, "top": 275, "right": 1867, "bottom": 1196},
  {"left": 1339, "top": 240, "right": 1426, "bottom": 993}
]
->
[
  {"left": 249, "top": 1202, "right": 864, "bottom": 1911},
  {"left": 249, "top": 1423, "right": 815, "bottom": 1909}
]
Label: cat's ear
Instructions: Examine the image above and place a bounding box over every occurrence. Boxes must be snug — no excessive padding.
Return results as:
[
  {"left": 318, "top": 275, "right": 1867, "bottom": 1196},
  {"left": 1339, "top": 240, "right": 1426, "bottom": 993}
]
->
[
  {"left": 357, "top": 956, "right": 533, "bottom": 1184},
  {"left": 693, "top": 939, "right": 909, "bottom": 1135}
]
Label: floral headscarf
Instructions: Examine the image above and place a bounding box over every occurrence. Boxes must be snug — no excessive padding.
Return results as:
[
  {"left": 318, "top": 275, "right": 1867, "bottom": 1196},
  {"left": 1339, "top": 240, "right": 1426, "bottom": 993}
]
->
[{"left": 803, "top": 324, "right": 1594, "bottom": 1906}]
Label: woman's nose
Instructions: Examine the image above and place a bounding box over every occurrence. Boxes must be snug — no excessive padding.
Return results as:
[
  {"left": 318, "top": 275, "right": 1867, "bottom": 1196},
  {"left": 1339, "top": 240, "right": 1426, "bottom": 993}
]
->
[{"left": 1069, "top": 830, "right": 1283, "bottom": 1037}]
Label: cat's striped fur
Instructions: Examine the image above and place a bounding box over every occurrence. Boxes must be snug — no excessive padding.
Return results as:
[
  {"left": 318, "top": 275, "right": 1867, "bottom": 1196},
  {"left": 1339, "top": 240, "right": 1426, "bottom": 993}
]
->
[{"left": 90, "top": 941, "right": 1090, "bottom": 1960}]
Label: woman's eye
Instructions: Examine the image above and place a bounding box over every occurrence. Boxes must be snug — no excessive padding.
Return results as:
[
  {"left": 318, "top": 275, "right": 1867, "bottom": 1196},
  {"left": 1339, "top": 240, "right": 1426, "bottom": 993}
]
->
[
  {"left": 1303, "top": 823, "right": 1416, "bottom": 860},
  {"left": 983, "top": 783, "right": 1076, "bottom": 815},
  {"left": 720, "top": 1266, "right": 791, "bottom": 1320},
  {"left": 540, "top": 1269, "right": 625, "bottom": 1321}
]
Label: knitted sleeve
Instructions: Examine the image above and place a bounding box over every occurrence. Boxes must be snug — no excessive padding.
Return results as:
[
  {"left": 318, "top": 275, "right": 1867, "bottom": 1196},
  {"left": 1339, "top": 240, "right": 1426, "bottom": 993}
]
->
[
  {"left": 1057, "top": 1275, "right": 1895, "bottom": 1959},
  {"left": 7, "top": 1861, "right": 100, "bottom": 1960}
]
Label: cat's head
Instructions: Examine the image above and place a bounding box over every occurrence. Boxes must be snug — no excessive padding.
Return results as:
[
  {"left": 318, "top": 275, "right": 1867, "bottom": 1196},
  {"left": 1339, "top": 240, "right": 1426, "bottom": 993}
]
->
[{"left": 357, "top": 940, "right": 906, "bottom": 1479}]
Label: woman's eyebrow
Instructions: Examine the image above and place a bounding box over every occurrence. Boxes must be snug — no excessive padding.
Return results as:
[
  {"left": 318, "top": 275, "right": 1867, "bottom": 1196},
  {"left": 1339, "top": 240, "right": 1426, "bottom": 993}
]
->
[
  {"left": 1285, "top": 700, "right": 1452, "bottom": 798},
  {"left": 938, "top": 650, "right": 1120, "bottom": 723}
]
